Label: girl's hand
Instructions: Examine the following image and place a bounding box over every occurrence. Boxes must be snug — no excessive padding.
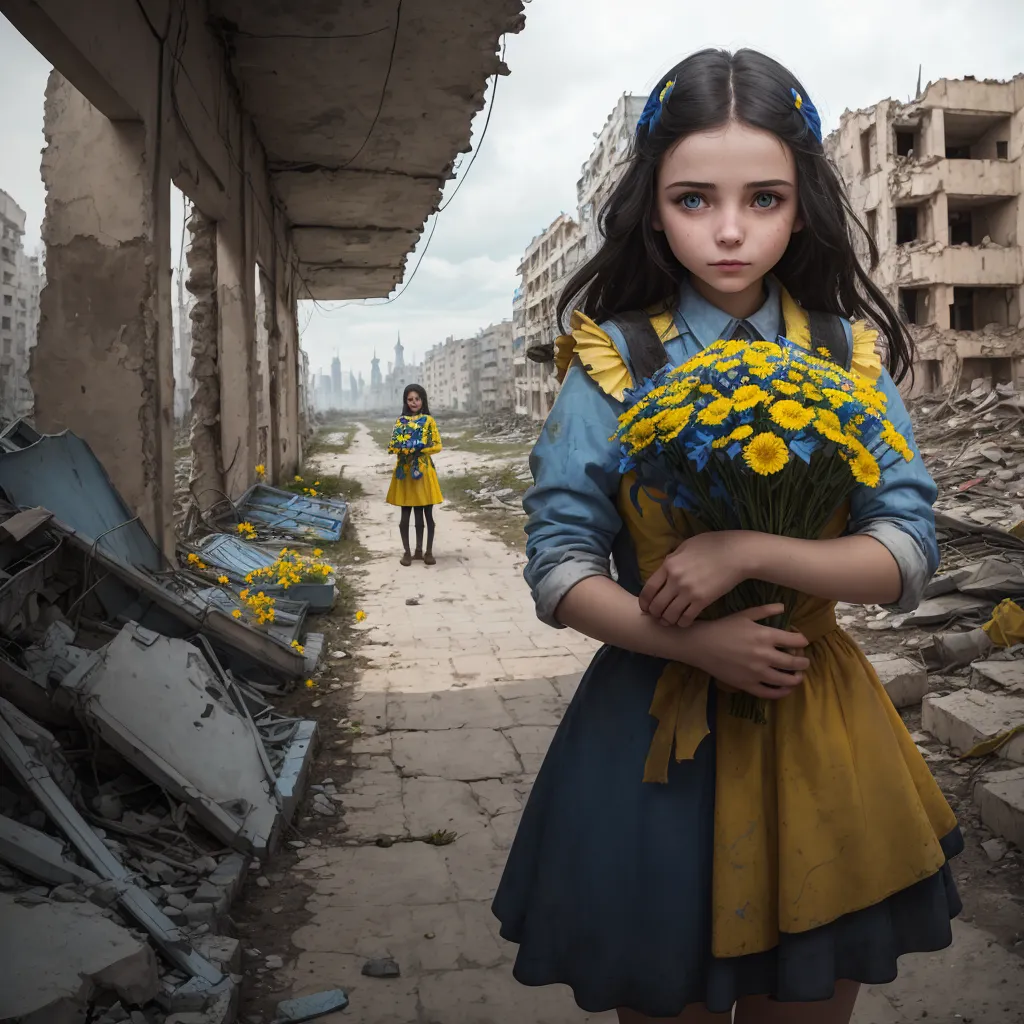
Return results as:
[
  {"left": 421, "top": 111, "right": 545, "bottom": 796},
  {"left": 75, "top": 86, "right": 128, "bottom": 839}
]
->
[
  {"left": 639, "top": 531, "right": 753, "bottom": 627},
  {"left": 685, "top": 604, "right": 809, "bottom": 698}
]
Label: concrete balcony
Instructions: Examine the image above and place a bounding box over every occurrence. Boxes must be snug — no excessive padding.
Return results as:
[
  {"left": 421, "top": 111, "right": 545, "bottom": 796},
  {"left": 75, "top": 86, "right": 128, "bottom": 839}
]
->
[
  {"left": 895, "top": 159, "right": 1017, "bottom": 202},
  {"left": 896, "top": 244, "right": 1021, "bottom": 286}
]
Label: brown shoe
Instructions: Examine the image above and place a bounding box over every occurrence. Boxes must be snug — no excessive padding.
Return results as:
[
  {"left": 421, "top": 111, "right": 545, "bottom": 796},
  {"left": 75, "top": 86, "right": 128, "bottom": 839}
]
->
[
  {"left": 423, "top": 551, "right": 436, "bottom": 566},
  {"left": 400, "top": 552, "right": 412, "bottom": 566}
]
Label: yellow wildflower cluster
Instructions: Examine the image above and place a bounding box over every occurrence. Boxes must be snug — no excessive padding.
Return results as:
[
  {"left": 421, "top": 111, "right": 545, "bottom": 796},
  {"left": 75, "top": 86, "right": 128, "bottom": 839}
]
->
[
  {"left": 236, "top": 521, "right": 257, "bottom": 540},
  {"left": 239, "top": 588, "right": 276, "bottom": 626},
  {"left": 255, "top": 463, "right": 266, "bottom": 479},
  {"left": 243, "top": 547, "right": 332, "bottom": 590},
  {"left": 186, "top": 552, "right": 208, "bottom": 571}
]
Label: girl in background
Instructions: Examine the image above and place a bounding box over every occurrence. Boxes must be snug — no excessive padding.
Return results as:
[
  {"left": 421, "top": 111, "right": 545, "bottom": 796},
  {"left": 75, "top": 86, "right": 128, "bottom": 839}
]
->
[{"left": 386, "top": 384, "right": 443, "bottom": 566}]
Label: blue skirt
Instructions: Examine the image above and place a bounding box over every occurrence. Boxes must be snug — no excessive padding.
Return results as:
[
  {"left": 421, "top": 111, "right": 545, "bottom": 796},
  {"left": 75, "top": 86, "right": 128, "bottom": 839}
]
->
[{"left": 491, "top": 645, "right": 962, "bottom": 1017}]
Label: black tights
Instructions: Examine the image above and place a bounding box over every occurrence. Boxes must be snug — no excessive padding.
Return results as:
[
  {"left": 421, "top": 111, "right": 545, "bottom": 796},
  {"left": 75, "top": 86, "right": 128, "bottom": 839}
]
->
[{"left": 399, "top": 505, "right": 435, "bottom": 555}]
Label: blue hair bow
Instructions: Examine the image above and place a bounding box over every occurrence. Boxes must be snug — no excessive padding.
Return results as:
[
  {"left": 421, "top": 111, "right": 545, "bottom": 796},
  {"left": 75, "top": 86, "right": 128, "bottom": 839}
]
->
[
  {"left": 791, "top": 87, "right": 822, "bottom": 144},
  {"left": 636, "top": 78, "right": 676, "bottom": 136}
]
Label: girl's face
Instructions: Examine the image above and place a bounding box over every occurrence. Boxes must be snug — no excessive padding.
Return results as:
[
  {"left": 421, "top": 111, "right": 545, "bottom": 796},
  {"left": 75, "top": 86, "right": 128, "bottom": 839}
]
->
[
  {"left": 653, "top": 120, "right": 803, "bottom": 315},
  {"left": 406, "top": 391, "right": 423, "bottom": 414}
]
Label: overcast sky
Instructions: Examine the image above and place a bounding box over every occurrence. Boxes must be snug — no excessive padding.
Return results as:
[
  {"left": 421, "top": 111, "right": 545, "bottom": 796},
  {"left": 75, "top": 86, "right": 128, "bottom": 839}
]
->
[{"left": 3, "top": 0, "right": 1023, "bottom": 383}]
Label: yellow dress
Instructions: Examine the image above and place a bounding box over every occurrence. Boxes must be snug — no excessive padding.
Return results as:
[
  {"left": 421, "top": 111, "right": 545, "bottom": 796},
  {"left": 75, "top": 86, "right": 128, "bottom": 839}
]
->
[
  {"left": 553, "top": 292, "right": 958, "bottom": 958},
  {"left": 386, "top": 414, "right": 444, "bottom": 507}
]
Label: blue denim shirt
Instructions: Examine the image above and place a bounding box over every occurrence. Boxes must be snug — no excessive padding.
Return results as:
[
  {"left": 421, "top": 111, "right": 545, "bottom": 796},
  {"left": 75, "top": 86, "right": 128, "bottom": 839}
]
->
[{"left": 523, "top": 281, "right": 940, "bottom": 627}]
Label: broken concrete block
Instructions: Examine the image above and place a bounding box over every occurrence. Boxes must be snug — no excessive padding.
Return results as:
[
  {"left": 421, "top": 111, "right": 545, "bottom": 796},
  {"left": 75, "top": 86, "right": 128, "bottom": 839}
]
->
[
  {"left": 981, "top": 837, "right": 1008, "bottom": 862},
  {"left": 275, "top": 989, "right": 350, "bottom": 1022},
  {"left": 207, "top": 853, "right": 247, "bottom": 903},
  {"left": 867, "top": 654, "right": 932, "bottom": 708},
  {"left": 362, "top": 957, "right": 401, "bottom": 978},
  {"left": 0, "top": 813, "right": 100, "bottom": 887},
  {"left": 922, "top": 689, "right": 1024, "bottom": 762},
  {"left": 193, "top": 880, "right": 224, "bottom": 903},
  {"left": 974, "top": 767, "right": 1024, "bottom": 851},
  {"left": 0, "top": 893, "right": 160, "bottom": 1020},
  {"left": 62, "top": 624, "right": 283, "bottom": 855},
  {"left": 193, "top": 935, "right": 242, "bottom": 973},
  {"left": 265, "top": 954, "right": 284, "bottom": 970},
  {"left": 971, "top": 659, "right": 1024, "bottom": 692},
  {"left": 183, "top": 902, "right": 216, "bottom": 926}
]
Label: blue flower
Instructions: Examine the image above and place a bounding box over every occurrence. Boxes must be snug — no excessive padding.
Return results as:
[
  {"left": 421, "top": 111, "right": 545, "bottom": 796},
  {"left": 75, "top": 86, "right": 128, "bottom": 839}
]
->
[{"left": 686, "top": 430, "right": 715, "bottom": 471}]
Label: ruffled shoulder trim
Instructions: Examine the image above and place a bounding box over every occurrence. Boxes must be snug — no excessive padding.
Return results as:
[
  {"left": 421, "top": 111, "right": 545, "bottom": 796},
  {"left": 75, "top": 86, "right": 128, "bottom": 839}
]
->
[
  {"left": 554, "top": 311, "right": 633, "bottom": 402},
  {"left": 850, "top": 320, "right": 882, "bottom": 383}
]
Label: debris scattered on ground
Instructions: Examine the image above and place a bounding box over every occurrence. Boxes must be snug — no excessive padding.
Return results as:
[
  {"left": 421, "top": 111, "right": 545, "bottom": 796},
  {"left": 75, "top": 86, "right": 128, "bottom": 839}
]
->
[
  {"left": 361, "top": 957, "right": 401, "bottom": 979},
  {"left": 273, "top": 989, "right": 349, "bottom": 1022},
  {"left": 0, "top": 423, "right": 337, "bottom": 1023}
]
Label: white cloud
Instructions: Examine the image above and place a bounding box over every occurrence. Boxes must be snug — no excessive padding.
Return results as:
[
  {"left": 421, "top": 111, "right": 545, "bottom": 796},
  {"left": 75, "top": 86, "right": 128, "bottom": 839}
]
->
[{"left": 4, "top": 0, "right": 1024, "bottom": 381}]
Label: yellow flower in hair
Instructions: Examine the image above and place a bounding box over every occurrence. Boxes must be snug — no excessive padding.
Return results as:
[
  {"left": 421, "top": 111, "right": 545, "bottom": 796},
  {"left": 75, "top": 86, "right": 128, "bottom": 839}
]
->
[
  {"left": 743, "top": 433, "right": 789, "bottom": 476},
  {"left": 659, "top": 79, "right": 675, "bottom": 102}
]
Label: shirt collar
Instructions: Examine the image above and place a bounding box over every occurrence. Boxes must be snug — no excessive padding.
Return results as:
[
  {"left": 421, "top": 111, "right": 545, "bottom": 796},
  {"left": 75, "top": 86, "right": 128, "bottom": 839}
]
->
[{"left": 676, "top": 276, "right": 782, "bottom": 349}]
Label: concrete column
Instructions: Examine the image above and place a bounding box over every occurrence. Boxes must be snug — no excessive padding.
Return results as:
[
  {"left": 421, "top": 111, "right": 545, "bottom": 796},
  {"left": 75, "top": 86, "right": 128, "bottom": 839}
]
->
[
  {"left": 933, "top": 283, "right": 953, "bottom": 330},
  {"left": 922, "top": 108, "right": 946, "bottom": 161},
  {"left": 216, "top": 222, "right": 258, "bottom": 499},
  {"left": 929, "top": 192, "right": 950, "bottom": 246},
  {"left": 273, "top": 275, "right": 302, "bottom": 479},
  {"left": 32, "top": 71, "right": 174, "bottom": 553}
]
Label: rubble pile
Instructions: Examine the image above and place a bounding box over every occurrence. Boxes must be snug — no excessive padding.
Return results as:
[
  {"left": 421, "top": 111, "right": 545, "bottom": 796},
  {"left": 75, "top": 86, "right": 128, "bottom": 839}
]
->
[
  {"left": 0, "top": 421, "right": 348, "bottom": 1024},
  {"left": 833, "top": 380, "right": 1024, "bottom": 867},
  {"left": 474, "top": 412, "right": 540, "bottom": 444}
]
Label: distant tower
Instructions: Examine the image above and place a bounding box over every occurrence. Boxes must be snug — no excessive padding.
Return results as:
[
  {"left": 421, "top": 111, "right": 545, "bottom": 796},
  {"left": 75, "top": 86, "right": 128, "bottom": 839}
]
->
[
  {"left": 394, "top": 331, "right": 405, "bottom": 371},
  {"left": 370, "top": 350, "right": 383, "bottom": 390},
  {"left": 330, "top": 353, "right": 342, "bottom": 403}
]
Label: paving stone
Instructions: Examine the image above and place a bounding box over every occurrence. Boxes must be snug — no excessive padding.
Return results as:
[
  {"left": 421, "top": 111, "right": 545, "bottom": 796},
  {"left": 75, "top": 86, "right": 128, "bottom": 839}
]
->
[
  {"left": 402, "top": 777, "right": 491, "bottom": 836},
  {"left": 922, "top": 689, "right": 1024, "bottom": 762},
  {"left": 391, "top": 728, "right": 521, "bottom": 781},
  {"left": 387, "top": 687, "right": 514, "bottom": 731},
  {"left": 503, "top": 725, "right": 557, "bottom": 774}
]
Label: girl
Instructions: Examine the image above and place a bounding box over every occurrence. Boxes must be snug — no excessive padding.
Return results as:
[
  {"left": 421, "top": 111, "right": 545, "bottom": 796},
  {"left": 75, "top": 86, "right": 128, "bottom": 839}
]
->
[
  {"left": 492, "top": 48, "right": 960, "bottom": 1024},
  {"left": 386, "top": 384, "right": 443, "bottom": 566}
]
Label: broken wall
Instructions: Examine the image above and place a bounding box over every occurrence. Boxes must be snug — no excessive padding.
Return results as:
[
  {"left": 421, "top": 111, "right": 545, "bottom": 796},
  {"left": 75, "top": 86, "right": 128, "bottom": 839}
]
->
[{"left": 9, "top": 0, "right": 304, "bottom": 539}]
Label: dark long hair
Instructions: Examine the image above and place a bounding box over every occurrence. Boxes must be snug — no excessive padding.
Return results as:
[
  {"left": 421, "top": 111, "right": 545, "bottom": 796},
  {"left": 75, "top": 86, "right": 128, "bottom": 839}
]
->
[
  {"left": 559, "top": 48, "right": 914, "bottom": 383},
  {"left": 401, "top": 384, "right": 430, "bottom": 416}
]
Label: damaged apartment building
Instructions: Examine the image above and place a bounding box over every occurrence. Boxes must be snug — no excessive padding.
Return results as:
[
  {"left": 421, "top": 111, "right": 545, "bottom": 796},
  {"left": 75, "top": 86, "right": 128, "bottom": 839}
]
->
[
  {"left": 828, "top": 75, "right": 1024, "bottom": 396},
  {"left": 0, "top": 2, "right": 525, "bottom": 1022}
]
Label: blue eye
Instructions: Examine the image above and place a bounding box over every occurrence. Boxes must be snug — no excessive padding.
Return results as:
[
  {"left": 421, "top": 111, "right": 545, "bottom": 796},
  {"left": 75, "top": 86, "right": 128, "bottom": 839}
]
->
[
  {"left": 754, "top": 193, "right": 779, "bottom": 209},
  {"left": 680, "top": 193, "right": 704, "bottom": 210}
]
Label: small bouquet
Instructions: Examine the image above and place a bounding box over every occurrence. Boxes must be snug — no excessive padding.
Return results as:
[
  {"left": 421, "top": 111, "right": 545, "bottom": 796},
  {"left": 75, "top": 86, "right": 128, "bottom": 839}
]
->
[
  {"left": 388, "top": 415, "right": 431, "bottom": 480},
  {"left": 613, "top": 336, "right": 914, "bottom": 722}
]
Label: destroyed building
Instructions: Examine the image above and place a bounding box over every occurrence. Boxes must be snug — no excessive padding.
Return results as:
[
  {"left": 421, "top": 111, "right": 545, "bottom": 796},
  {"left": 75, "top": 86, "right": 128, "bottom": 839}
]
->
[
  {"left": 0, "top": 2, "right": 526, "bottom": 1021},
  {"left": 827, "top": 75, "right": 1024, "bottom": 396},
  {"left": 0, "top": 190, "right": 41, "bottom": 423}
]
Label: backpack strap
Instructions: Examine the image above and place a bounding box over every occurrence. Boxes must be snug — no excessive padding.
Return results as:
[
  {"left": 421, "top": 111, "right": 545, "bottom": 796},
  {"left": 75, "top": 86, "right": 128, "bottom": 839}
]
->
[
  {"left": 806, "top": 310, "right": 853, "bottom": 371},
  {"left": 607, "top": 311, "right": 672, "bottom": 386}
]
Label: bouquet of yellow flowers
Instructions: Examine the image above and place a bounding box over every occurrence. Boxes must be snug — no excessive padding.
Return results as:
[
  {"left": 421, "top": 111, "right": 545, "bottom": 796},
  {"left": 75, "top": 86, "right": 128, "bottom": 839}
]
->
[
  {"left": 388, "top": 414, "right": 432, "bottom": 481},
  {"left": 613, "top": 336, "right": 914, "bottom": 722}
]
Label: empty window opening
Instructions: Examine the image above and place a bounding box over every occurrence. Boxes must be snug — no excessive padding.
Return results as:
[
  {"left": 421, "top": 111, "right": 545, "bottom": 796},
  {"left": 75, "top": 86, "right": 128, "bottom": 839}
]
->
[
  {"left": 899, "top": 288, "right": 927, "bottom": 325},
  {"left": 895, "top": 129, "right": 918, "bottom": 158},
  {"left": 961, "top": 357, "right": 1014, "bottom": 389},
  {"left": 917, "top": 359, "right": 943, "bottom": 394},
  {"left": 896, "top": 206, "right": 920, "bottom": 245},
  {"left": 996, "top": 140, "right": 1009, "bottom": 160},
  {"left": 946, "top": 143, "right": 972, "bottom": 160},
  {"left": 948, "top": 209, "right": 973, "bottom": 246},
  {"left": 860, "top": 126, "right": 875, "bottom": 175},
  {"left": 950, "top": 288, "right": 975, "bottom": 331}
]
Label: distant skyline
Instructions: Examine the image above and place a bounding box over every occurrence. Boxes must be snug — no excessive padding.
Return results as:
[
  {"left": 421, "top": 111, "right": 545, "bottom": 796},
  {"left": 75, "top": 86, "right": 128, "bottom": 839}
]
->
[{"left": 4, "top": 0, "right": 1024, "bottom": 389}]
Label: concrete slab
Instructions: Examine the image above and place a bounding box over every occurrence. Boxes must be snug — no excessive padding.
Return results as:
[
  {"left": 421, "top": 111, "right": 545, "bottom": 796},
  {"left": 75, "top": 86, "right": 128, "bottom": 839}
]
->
[
  {"left": 62, "top": 623, "right": 282, "bottom": 854},
  {"left": 386, "top": 687, "right": 514, "bottom": 731},
  {"left": 0, "top": 894, "right": 159, "bottom": 1021},
  {"left": 974, "top": 766, "right": 1024, "bottom": 850},
  {"left": 922, "top": 689, "right": 1024, "bottom": 761},
  {"left": 391, "top": 728, "right": 521, "bottom": 781},
  {"left": 867, "top": 653, "right": 934, "bottom": 708}
]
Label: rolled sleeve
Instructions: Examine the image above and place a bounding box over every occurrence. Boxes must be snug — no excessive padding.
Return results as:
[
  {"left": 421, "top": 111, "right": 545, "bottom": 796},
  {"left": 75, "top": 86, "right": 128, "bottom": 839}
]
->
[
  {"left": 524, "top": 362, "right": 624, "bottom": 627},
  {"left": 847, "top": 370, "right": 940, "bottom": 611}
]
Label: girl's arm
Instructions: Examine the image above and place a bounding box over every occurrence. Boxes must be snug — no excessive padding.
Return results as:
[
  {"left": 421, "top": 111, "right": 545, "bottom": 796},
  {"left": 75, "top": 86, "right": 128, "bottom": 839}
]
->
[
  {"left": 526, "top": 357, "right": 808, "bottom": 697},
  {"left": 640, "top": 370, "right": 940, "bottom": 626},
  {"left": 420, "top": 416, "right": 442, "bottom": 456}
]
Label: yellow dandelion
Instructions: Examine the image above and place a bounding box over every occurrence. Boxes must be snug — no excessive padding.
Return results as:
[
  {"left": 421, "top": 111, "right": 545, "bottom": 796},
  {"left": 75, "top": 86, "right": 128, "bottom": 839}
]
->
[
  {"left": 881, "top": 421, "right": 913, "bottom": 462},
  {"left": 652, "top": 405, "right": 694, "bottom": 444},
  {"left": 769, "top": 399, "right": 815, "bottom": 431},
  {"left": 717, "top": 340, "right": 748, "bottom": 357},
  {"left": 715, "top": 358, "right": 742, "bottom": 372},
  {"left": 743, "top": 433, "right": 789, "bottom": 475},
  {"left": 746, "top": 362, "right": 776, "bottom": 380},
  {"left": 294, "top": 475, "right": 303, "bottom": 482},
  {"left": 255, "top": 463, "right": 266, "bottom": 478},
  {"left": 625, "top": 418, "right": 657, "bottom": 453},
  {"left": 355, "top": 610, "right": 367, "bottom": 623},
  {"left": 696, "top": 397, "right": 733, "bottom": 426},
  {"left": 217, "top": 575, "right": 229, "bottom": 584},
  {"left": 801, "top": 382, "right": 824, "bottom": 402},
  {"left": 231, "top": 609, "right": 242, "bottom": 619},
  {"left": 772, "top": 380, "right": 800, "bottom": 396},
  {"left": 305, "top": 678, "right": 316, "bottom": 689},
  {"left": 698, "top": 384, "right": 721, "bottom": 395},
  {"left": 729, "top": 425, "right": 754, "bottom": 441},
  {"left": 822, "top": 387, "right": 854, "bottom": 409},
  {"left": 748, "top": 341, "right": 783, "bottom": 358},
  {"left": 815, "top": 408, "right": 853, "bottom": 447},
  {"left": 847, "top": 440, "right": 881, "bottom": 487},
  {"left": 732, "top": 385, "right": 770, "bottom": 411},
  {"left": 187, "top": 552, "right": 201, "bottom": 566},
  {"left": 313, "top": 548, "right": 324, "bottom": 557}
]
